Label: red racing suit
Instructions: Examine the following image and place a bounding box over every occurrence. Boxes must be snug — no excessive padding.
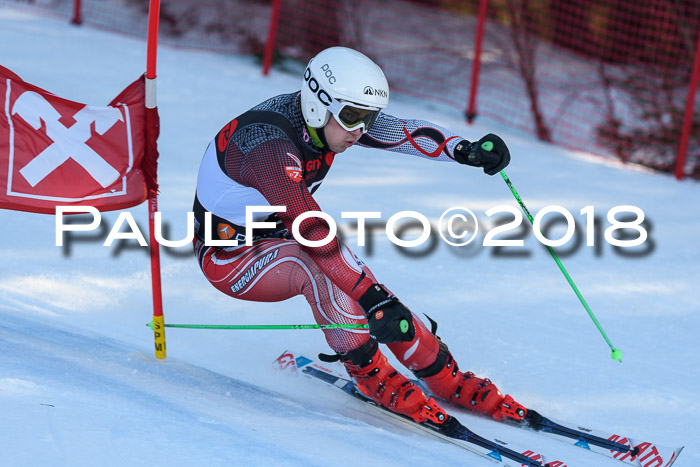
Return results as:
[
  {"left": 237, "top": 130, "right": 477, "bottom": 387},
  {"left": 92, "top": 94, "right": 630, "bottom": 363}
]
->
[{"left": 194, "top": 91, "right": 466, "bottom": 365}]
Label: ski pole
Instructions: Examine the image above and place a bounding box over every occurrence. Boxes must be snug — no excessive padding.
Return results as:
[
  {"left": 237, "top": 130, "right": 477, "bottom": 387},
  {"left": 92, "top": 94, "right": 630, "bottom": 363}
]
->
[
  {"left": 499, "top": 170, "right": 622, "bottom": 362},
  {"left": 147, "top": 321, "right": 368, "bottom": 330}
]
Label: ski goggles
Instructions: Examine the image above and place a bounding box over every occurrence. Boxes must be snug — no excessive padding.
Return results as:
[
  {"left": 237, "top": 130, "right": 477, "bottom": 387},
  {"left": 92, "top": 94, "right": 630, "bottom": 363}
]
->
[
  {"left": 305, "top": 66, "right": 381, "bottom": 133},
  {"left": 327, "top": 99, "right": 380, "bottom": 133}
]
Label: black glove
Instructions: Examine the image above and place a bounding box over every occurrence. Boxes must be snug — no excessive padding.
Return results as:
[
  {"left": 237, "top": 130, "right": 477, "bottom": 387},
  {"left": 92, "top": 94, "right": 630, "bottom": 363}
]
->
[
  {"left": 358, "top": 284, "right": 415, "bottom": 344},
  {"left": 454, "top": 133, "right": 510, "bottom": 175}
]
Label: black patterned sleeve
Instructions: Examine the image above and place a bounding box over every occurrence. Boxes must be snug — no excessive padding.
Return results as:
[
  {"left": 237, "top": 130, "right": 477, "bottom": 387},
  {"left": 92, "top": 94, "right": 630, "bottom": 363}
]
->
[{"left": 358, "top": 112, "right": 467, "bottom": 162}]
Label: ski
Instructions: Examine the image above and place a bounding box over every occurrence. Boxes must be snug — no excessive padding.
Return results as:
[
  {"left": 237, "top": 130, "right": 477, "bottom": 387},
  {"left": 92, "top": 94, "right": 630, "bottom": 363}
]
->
[
  {"left": 275, "top": 350, "right": 568, "bottom": 467},
  {"left": 411, "top": 379, "right": 685, "bottom": 467},
  {"left": 514, "top": 410, "right": 684, "bottom": 467},
  {"left": 276, "top": 350, "right": 684, "bottom": 467}
]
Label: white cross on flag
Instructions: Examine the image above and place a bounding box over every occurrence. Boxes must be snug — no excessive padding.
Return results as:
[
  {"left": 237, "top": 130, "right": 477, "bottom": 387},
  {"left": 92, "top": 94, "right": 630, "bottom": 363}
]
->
[{"left": 0, "top": 65, "right": 158, "bottom": 214}]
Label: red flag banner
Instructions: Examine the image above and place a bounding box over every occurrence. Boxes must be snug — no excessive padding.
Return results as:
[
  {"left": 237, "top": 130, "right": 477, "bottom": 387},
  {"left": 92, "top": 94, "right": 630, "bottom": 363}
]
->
[{"left": 0, "top": 66, "right": 156, "bottom": 214}]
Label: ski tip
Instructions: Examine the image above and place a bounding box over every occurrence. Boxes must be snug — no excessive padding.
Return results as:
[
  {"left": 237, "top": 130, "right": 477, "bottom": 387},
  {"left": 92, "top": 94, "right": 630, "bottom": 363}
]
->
[
  {"left": 664, "top": 445, "right": 685, "bottom": 467},
  {"left": 146, "top": 320, "right": 154, "bottom": 330},
  {"left": 611, "top": 348, "right": 622, "bottom": 362}
]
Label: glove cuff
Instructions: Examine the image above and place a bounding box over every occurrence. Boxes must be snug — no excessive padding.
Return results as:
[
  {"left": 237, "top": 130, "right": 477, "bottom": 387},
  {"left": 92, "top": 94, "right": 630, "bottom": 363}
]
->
[
  {"left": 453, "top": 139, "right": 477, "bottom": 166},
  {"left": 358, "top": 284, "right": 394, "bottom": 318}
]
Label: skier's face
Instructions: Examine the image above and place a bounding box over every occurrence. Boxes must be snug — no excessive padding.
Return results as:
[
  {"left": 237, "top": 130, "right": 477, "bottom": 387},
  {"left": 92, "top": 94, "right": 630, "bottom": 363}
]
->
[{"left": 324, "top": 117, "right": 363, "bottom": 153}]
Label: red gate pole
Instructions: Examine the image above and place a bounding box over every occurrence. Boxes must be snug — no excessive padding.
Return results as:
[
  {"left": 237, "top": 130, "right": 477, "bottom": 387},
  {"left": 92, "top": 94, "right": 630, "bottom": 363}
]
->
[
  {"left": 146, "top": 0, "right": 166, "bottom": 359},
  {"left": 71, "top": 0, "right": 82, "bottom": 25},
  {"left": 466, "top": 0, "right": 488, "bottom": 123},
  {"left": 262, "top": 0, "right": 283, "bottom": 76},
  {"left": 676, "top": 29, "right": 700, "bottom": 180}
]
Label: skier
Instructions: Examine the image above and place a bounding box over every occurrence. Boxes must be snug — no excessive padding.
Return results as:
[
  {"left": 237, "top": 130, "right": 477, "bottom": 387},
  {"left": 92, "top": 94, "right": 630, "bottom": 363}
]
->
[{"left": 193, "top": 47, "right": 524, "bottom": 426}]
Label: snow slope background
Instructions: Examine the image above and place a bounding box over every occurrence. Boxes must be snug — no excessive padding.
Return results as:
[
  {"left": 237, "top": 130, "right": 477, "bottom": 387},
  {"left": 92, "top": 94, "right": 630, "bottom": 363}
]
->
[{"left": 1, "top": 7, "right": 699, "bottom": 466}]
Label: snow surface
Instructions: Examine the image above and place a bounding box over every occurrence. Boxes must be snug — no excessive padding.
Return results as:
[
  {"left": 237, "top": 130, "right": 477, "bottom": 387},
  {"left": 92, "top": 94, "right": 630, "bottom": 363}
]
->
[{"left": 1, "top": 7, "right": 698, "bottom": 467}]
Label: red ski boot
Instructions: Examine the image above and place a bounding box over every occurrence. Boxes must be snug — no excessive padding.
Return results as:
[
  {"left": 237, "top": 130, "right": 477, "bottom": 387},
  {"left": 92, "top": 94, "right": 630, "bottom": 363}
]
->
[
  {"left": 340, "top": 339, "right": 450, "bottom": 425},
  {"left": 414, "top": 341, "right": 527, "bottom": 422}
]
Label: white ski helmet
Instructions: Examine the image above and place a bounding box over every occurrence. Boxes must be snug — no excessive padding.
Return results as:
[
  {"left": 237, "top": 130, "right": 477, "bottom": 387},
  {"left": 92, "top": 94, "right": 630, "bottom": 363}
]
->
[{"left": 301, "top": 47, "right": 389, "bottom": 133}]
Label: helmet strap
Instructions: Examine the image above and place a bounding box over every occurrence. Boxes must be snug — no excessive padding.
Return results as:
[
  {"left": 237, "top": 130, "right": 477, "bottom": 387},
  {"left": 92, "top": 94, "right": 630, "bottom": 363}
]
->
[{"left": 306, "top": 124, "right": 325, "bottom": 149}]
